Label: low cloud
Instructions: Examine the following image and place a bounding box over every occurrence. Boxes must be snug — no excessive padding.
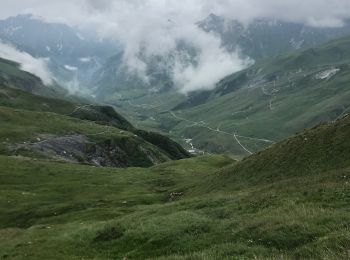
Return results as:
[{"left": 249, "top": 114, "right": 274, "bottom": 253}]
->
[
  {"left": 168, "top": 30, "right": 253, "bottom": 93},
  {"left": 0, "top": 41, "right": 53, "bottom": 85},
  {"left": 82, "top": 0, "right": 251, "bottom": 93},
  {"left": 173, "top": 47, "right": 252, "bottom": 93},
  {"left": 80, "top": 0, "right": 350, "bottom": 92},
  {"left": 2, "top": 0, "right": 350, "bottom": 92}
]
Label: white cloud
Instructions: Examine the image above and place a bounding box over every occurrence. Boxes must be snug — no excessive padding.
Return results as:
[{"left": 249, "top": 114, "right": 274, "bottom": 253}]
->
[
  {"left": 0, "top": 41, "right": 53, "bottom": 85},
  {"left": 2, "top": 0, "right": 350, "bottom": 92},
  {"left": 80, "top": 0, "right": 350, "bottom": 92},
  {"left": 173, "top": 44, "right": 252, "bottom": 93},
  {"left": 1, "top": 0, "right": 348, "bottom": 28},
  {"left": 77, "top": 0, "right": 252, "bottom": 92}
]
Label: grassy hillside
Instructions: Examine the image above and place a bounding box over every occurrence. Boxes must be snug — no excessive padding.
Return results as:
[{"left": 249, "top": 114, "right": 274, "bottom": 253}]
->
[
  {"left": 1, "top": 33, "right": 350, "bottom": 259},
  {"left": 1, "top": 115, "right": 350, "bottom": 259},
  {"left": 204, "top": 114, "right": 350, "bottom": 193},
  {"left": 0, "top": 105, "right": 174, "bottom": 167},
  {"left": 97, "top": 36, "right": 350, "bottom": 157},
  {"left": 0, "top": 84, "right": 190, "bottom": 163},
  {"left": 0, "top": 57, "right": 67, "bottom": 97},
  {"left": 145, "top": 36, "right": 350, "bottom": 156}
]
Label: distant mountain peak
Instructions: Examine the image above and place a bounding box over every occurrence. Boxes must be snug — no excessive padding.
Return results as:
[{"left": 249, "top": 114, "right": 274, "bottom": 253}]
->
[{"left": 0, "top": 14, "right": 119, "bottom": 93}]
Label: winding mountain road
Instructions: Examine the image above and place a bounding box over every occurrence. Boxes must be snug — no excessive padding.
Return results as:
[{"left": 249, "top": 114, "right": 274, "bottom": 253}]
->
[{"left": 169, "top": 111, "right": 274, "bottom": 155}]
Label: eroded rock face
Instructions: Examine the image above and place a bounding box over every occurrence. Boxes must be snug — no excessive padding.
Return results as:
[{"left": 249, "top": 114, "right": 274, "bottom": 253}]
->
[
  {"left": 9, "top": 134, "right": 169, "bottom": 168},
  {"left": 169, "top": 192, "right": 184, "bottom": 202},
  {"left": 31, "top": 135, "right": 89, "bottom": 162}
]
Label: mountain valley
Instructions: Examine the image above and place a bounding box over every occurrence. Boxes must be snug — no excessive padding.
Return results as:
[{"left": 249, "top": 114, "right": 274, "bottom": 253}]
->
[{"left": 1, "top": 5, "right": 350, "bottom": 259}]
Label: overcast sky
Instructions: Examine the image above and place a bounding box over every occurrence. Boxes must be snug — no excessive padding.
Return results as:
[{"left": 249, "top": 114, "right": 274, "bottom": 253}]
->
[
  {"left": 2, "top": 0, "right": 350, "bottom": 27},
  {"left": 2, "top": 0, "right": 350, "bottom": 92}
]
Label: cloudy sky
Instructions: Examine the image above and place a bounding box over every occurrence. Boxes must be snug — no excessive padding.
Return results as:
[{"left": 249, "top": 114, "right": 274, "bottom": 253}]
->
[
  {"left": 2, "top": 0, "right": 350, "bottom": 27},
  {"left": 1, "top": 0, "right": 350, "bottom": 92}
]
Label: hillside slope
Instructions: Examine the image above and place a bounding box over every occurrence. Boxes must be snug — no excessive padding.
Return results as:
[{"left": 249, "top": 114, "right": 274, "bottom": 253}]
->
[
  {"left": 208, "top": 113, "right": 350, "bottom": 189},
  {"left": 1, "top": 111, "right": 350, "bottom": 259},
  {"left": 153, "top": 36, "right": 350, "bottom": 156},
  {"left": 0, "top": 57, "right": 67, "bottom": 97},
  {"left": 0, "top": 58, "right": 189, "bottom": 166}
]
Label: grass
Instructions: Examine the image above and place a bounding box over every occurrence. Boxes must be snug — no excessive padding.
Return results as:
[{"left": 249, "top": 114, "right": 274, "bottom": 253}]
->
[
  {"left": 0, "top": 157, "right": 349, "bottom": 259},
  {"left": 1, "top": 115, "right": 350, "bottom": 259},
  {"left": 1, "top": 37, "right": 350, "bottom": 259},
  {"left": 0, "top": 105, "right": 176, "bottom": 167},
  {"left": 0, "top": 85, "right": 190, "bottom": 161},
  {"left": 0, "top": 155, "right": 236, "bottom": 259}
]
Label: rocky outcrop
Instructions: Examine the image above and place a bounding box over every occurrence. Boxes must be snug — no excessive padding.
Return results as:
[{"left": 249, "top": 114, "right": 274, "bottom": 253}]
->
[{"left": 9, "top": 134, "right": 171, "bottom": 168}]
